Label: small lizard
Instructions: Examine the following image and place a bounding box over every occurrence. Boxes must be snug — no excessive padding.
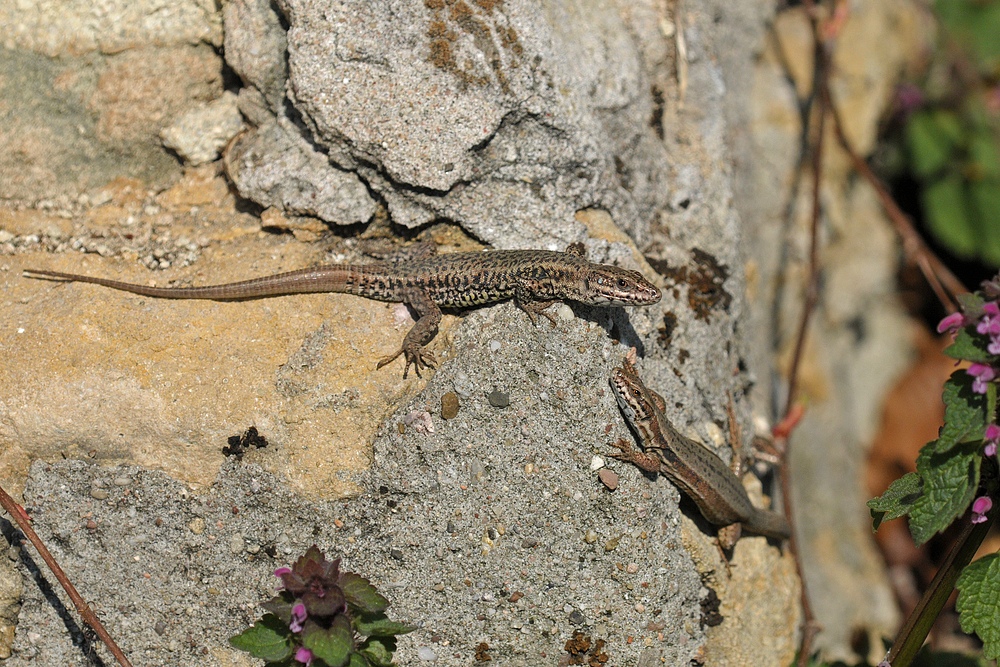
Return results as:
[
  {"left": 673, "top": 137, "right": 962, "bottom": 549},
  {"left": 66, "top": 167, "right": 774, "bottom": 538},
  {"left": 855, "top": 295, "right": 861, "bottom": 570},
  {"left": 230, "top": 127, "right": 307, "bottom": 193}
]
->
[
  {"left": 24, "top": 244, "right": 661, "bottom": 377},
  {"left": 607, "top": 353, "right": 790, "bottom": 545}
]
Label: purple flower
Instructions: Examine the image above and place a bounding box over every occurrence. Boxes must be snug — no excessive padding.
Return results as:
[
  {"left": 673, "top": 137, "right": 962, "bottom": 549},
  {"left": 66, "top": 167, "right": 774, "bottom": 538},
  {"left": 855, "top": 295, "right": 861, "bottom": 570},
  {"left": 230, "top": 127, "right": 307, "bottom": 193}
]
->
[
  {"left": 274, "top": 567, "right": 292, "bottom": 591},
  {"left": 295, "top": 646, "right": 314, "bottom": 665},
  {"left": 937, "top": 311, "right": 965, "bottom": 335},
  {"left": 967, "top": 363, "right": 997, "bottom": 394},
  {"left": 289, "top": 601, "right": 307, "bottom": 633},
  {"left": 990, "top": 337, "right": 1000, "bottom": 355},
  {"left": 972, "top": 496, "right": 993, "bottom": 524},
  {"left": 977, "top": 302, "right": 1000, "bottom": 336},
  {"left": 986, "top": 424, "right": 1000, "bottom": 458}
]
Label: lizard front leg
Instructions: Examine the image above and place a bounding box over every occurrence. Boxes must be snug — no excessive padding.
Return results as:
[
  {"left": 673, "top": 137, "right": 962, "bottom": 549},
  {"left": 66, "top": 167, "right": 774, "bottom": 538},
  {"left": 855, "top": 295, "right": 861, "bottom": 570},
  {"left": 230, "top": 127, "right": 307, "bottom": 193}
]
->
[
  {"left": 514, "top": 286, "right": 558, "bottom": 326},
  {"left": 608, "top": 438, "right": 663, "bottom": 474},
  {"left": 376, "top": 289, "right": 442, "bottom": 378}
]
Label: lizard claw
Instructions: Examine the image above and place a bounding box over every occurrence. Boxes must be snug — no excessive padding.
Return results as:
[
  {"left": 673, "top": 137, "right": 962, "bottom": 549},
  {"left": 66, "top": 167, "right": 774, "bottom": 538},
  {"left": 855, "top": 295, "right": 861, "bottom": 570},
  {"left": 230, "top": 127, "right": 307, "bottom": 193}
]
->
[
  {"left": 607, "top": 438, "right": 661, "bottom": 474},
  {"left": 377, "top": 345, "right": 438, "bottom": 379}
]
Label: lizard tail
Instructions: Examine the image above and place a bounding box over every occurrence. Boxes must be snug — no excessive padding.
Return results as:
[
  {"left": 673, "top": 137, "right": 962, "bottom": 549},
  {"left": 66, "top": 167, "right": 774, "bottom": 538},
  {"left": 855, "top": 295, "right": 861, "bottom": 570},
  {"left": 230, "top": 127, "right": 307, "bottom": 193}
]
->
[{"left": 22, "top": 267, "right": 359, "bottom": 300}]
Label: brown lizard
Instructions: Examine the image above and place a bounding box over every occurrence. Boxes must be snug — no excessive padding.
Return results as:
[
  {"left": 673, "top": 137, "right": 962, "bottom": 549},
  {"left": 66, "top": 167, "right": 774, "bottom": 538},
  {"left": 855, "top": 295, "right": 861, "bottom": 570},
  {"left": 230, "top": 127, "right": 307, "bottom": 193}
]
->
[
  {"left": 607, "top": 352, "right": 790, "bottom": 546},
  {"left": 24, "top": 244, "right": 661, "bottom": 377}
]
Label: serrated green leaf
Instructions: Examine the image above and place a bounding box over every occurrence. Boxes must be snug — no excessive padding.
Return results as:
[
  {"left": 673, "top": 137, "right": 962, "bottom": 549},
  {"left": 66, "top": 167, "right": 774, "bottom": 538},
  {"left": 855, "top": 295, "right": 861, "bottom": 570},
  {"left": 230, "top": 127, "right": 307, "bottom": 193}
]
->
[
  {"left": 910, "top": 442, "right": 983, "bottom": 544},
  {"left": 303, "top": 615, "right": 353, "bottom": 667},
  {"left": 354, "top": 613, "right": 416, "bottom": 637},
  {"left": 341, "top": 572, "right": 389, "bottom": 614},
  {"left": 924, "top": 174, "right": 977, "bottom": 257},
  {"left": 957, "top": 554, "right": 1000, "bottom": 659},
  {"left": 868, "top": 472, "right": 923, "bottom": 530},
  {"left": 943, "top": 328, "right": 995, "bottom": 364},
  {"left": 359, "top": 636, "right": 398, "bottom": 666},
  {"left": 229, "top": 614, "right": 294, "bottom": 662},
  {"left": 935, "top": 372, "right": 989, "bottom": 453},
  {"left": 907, "top": 110, "right": 960, "bottom": 178}
]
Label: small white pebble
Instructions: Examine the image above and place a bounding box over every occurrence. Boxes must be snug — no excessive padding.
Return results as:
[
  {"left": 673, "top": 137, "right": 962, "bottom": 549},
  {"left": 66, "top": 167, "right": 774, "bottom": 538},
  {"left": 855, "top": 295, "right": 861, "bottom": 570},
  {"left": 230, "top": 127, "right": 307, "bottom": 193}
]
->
[
  {"left": 417, "top": 646, "right": 437, "bottom": 661},
  {"left": 635, "top": 603, "right": 646, "bottom": 613},
  {"left": 590, "top": 455, "right": 605, "bottom": 471},
  {"left": 489, "top": 340, "right": 501, "bottom": 352},
  {"left": 556, "top": 304, "right": 575, "bottom": 321}
]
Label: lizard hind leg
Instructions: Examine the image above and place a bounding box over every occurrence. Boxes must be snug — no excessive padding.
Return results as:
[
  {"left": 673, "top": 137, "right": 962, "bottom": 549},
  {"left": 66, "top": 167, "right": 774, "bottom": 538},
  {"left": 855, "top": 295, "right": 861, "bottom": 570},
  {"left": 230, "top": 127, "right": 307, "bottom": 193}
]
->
[
  {"left": 375, "top": 345, "right": 438, "bottom": 379},
  {"left": 376, "top": 289, "right": 442, "bottom": 378}
]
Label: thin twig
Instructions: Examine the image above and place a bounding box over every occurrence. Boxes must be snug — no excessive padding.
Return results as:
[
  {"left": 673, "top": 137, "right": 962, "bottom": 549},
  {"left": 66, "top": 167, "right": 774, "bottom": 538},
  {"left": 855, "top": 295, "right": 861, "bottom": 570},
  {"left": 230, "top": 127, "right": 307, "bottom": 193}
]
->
[
  {"left": 825, "top": 102, "right": 967, "bottom": 306},
  {"left": 0, "top": 483, "right": 134, "bottom": 667},
  {"left": 781, "top": 1, "right": 831, "bottom": 662}
]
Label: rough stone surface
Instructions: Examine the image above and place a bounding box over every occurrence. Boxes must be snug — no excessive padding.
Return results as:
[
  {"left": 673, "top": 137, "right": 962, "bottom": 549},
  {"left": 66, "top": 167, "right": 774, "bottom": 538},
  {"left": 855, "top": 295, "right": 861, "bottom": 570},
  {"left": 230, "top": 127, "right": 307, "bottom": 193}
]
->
[
  {"left": 161, "top": 91, "right": 246, "bottom": 166},
  {"left": 0, "top": 0, "right": 222, "bottom": 57},
  {"left": 224, "top": 0, "right": 672, "bottom": 246},
  {"left": 0, "top": 2, "right": 224, "bottom": 201},
  {"left": 223, "top": 0, "right": 290, "bottom": 115},
  {"left": 0, "top": 546, "right": 21, "bottom": 661},
  {"left": 225, "top": 118, "right": 377, "bottom": 225}
]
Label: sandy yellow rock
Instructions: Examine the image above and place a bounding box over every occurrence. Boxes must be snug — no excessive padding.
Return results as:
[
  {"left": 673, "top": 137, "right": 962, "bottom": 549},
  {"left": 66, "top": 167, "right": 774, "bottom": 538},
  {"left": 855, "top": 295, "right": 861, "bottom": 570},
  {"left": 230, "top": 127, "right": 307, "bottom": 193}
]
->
[{"left": 2, "top": 239, "right": 455, "bottom": 500}]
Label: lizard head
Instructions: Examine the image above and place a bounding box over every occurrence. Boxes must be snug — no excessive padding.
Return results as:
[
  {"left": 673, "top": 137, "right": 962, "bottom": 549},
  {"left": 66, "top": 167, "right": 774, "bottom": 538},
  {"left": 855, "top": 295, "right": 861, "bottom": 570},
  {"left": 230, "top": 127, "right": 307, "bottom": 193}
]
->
[
  {"left": 582, "top": 264, "right": 661, "bottom": 306},
  {"left": 609, "top": 363, "right": 656, "bottom": 425}
]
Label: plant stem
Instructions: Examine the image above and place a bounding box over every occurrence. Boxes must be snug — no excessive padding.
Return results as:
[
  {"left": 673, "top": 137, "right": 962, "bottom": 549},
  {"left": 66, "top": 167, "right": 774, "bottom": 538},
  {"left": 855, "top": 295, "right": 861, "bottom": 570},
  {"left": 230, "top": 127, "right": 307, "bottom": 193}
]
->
[
  {"left": 0, "top": 483, "right": 134, "bottom": 667},
  {"left": 885, "top": 510, "right": 993, "bottom": 666}
]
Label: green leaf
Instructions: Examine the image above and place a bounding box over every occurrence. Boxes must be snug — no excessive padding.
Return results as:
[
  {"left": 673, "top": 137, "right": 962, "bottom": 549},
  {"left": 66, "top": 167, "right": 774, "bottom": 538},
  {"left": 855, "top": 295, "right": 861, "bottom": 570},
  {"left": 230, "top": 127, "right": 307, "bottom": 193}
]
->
[
  {"left": 969, "top": 179, "right": 1000, "bottom": 266},
  {"left": 229, "top": 614, "right": 294, "bottom": 662},
  {"left": 340, "top": 572, "right": 389, "bottom": 614},
  {"left": 969, "top": 2, "right": 1000, "bottom": 64},
  {"left": 354, "top": 613, "right": 416, "bottom": 637},
  {"left": 909, "top": 442, "right": 983, "bottom": 544},
  {"left": 359, "top": 636, "right": 399, "bottom": 666},
  {"left": 924, "top": 174, "right": 977, "bottom": 257},
  {"left": 868, "top": 472, "right": 923, "bottom": 530},
  {"left": 943, "top": 328, "right": 995, "bottom": 364},
  {"left": 969, "top": 131, "right": 1000, "bottom": 180},
  {"left": 907, "top": 110, "right": 961, "bottom": 178},
  {"left": 262, "top": 593, "right": 295, "bottom": 625},
  {"left": 957, "top": 554, "right": 1000, "bottom": 659},
  {"left": 934, "top": 372, "right": 989, "bottom": 453},
  {"left": 349, "top": 653, "right": 373, "bottom": 667},
  {"left": 303, "top": 615, "right": 353, "bottom": 667},
  {"left": 956, "top": 292, "right": 985, "bottom": 315}
]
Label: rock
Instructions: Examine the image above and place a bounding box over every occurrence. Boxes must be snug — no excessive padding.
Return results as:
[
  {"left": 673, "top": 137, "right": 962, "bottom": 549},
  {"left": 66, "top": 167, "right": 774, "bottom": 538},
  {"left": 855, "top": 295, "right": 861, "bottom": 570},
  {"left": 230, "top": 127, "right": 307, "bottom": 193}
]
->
[
  {"left": 221, "top": 0, "right": 671, "bottom": 247},
  {"left": 161, "top": 92, "right": 245, "bottom": 166}
]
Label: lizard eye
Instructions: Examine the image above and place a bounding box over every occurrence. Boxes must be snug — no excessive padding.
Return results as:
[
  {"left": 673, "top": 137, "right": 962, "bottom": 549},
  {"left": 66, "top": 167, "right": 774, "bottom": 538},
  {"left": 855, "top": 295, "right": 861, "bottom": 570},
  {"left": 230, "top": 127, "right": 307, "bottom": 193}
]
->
[{"left": 617, "top": 278, "right": 628, "bottom": 288}]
